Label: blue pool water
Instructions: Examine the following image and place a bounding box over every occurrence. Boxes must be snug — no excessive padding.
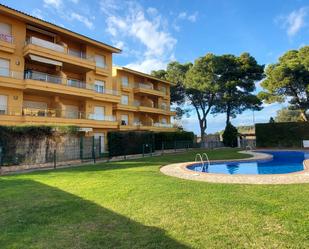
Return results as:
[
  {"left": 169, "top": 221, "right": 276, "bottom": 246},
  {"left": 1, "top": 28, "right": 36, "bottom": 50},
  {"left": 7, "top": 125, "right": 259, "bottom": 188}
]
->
[{"left": 188, "top": 151, "right": 307, "bottom": 175}]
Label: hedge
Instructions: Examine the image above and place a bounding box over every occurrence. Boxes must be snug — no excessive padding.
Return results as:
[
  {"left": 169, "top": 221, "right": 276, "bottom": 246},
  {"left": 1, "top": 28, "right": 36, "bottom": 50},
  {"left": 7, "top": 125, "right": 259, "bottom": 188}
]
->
[
  {"left": 107, "top": 131, "right": 155, "bottom": 156},
  {"left": 255, "top": 122, "right": 309, "bottom": 148},
  {"left": 107, "top": 131, "right": 195, "bottom": 156},
  {"left": 154, "top": 131, "right": 194, "bottom": 150}
]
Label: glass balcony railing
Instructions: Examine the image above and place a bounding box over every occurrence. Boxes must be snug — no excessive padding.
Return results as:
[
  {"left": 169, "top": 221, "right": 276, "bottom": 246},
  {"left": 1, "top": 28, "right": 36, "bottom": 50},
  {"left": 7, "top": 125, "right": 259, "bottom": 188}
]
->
[
  {"left": 0, "top": 105, "right": 116, "bottom": 122},
  {"left": 0, "top": 67, "right": 23, "bottom": 79},
  {"left": 24, "top": 70, "right": 62, "bottom": 84},
  {"left": 24, "top": 70, "right": 119, "bottom": 95},
  {"left": 67, "top": 78, "right": 87, "bottom": 89},
  {"left": 135, "top": 83, "right": 154, "bottom": 90}
]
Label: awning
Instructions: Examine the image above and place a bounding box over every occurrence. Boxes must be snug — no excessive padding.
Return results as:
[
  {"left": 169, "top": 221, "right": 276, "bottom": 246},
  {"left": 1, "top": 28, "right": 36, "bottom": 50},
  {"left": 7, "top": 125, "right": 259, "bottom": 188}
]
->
[{"left": 29, "top": 54, "right": 62, "bottom": 66}]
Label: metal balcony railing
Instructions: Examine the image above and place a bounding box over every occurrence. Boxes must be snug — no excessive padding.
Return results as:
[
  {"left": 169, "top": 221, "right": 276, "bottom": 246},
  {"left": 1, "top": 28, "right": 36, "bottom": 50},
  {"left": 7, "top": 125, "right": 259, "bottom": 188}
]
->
[
  {"left": 24, "top": 70, "right": 62, "bottom": 84},
  {"left": 67, "top": 78, "right": 87, "bottom": 89}
]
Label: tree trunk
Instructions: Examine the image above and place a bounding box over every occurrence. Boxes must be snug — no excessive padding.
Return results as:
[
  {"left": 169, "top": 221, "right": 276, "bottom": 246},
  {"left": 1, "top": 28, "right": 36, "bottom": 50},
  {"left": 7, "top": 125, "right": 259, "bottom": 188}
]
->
[
  {"left": 226, "top": 104, "right": 231, "bottom": 126},
  {"left": 200, "top": 119, "right": 206, "bottom": 143}
]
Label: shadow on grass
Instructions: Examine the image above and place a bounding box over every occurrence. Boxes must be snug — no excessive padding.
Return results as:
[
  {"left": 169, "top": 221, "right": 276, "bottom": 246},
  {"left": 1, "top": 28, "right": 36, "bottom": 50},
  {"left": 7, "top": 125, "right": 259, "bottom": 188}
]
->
[{"left": 0, "top": 179, "right": 189, "bottom": 249}]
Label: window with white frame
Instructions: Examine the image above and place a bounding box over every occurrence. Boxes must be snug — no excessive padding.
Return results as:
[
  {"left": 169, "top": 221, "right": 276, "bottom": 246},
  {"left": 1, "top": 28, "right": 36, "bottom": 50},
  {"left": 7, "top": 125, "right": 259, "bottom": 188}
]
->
[
  {"left": 95, "top": 54, "right": 106, "bottom": 68},
  {"left": 94, "top": 80, "right": 105, "bottom": 93},
  {"left": 121, "top": 95, "right": 129, "bottom": 105},
  {"left": 121, "top": 114, "right": 129, "bottom": 125},
  {"left": 0, "top": 58, "right": 10, "bottom": 77},
  {"left": 121, "top": 76, "right": 129, "bottom": 87},
  {"left": 0, "top": 95, "right": 8, "bottom": 114}
]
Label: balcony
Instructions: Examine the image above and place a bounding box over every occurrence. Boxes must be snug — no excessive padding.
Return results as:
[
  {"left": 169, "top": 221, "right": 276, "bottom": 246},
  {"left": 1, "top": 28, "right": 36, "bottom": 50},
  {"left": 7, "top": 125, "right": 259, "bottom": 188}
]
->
[
  {"left": 0, "top": 105, "right": 118, "bottom": 128},
  {"left": 23, "top": 70, "right": 120, "bottom": 102},
  {"left": 0, "top": 33, "right": 16, "bottom": 53},
  {"left": 24, "top": 36, "right": 95, "bottom": 70},
  {"left": 0, "top": 67, "right": 24, "bottom": 89},
  {"left": 133, "top": 82, "right": 167, "bottom": 97},
  {"left": 24, "top": 70, "right": 63, "bottom": 84}
]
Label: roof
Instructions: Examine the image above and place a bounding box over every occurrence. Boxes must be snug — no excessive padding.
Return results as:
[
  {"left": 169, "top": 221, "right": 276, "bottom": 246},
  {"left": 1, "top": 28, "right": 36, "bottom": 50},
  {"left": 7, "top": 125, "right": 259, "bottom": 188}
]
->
[
  {"left": 115, "top": 66, "right": 175, "bottom": 85},
  {"left": 0, "top": 4, "right": 121, "bottom": 53}
]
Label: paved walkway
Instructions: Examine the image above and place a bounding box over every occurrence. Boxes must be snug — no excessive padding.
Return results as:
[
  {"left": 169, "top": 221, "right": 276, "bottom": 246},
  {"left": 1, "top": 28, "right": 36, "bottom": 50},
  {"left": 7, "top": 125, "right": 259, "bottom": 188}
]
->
[{"left": 160, "top": 151, "right": 309, "bottom": 184}]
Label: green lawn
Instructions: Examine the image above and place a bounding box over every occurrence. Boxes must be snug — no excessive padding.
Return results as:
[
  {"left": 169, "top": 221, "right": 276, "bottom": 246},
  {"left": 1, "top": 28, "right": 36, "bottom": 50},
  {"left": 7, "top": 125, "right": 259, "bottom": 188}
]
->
[{"left": 0, "top": 148, "right": 308, "bottom": 249}]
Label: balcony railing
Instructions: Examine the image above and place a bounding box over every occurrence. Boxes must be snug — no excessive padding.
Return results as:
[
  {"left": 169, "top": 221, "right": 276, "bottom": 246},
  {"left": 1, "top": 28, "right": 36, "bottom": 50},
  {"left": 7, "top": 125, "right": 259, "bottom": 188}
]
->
[
  {"left": 119, "top": 120, "right": 173, "bottom": 128},
  {"left": 67, "top": 78, "right": 87, "bottom": 89},
  {"left": 135, "top": 83, "right": 153, "bottom": 90},
  {"left": 0, "top": 67, "right": 23, "bottom": 79},
  {"left": 26, "top": 36, "right": 94, "bottom": 61},
  {"left": 0, "top": 105, "right": 116, "bottom": 122},
  {"left": 24, "top": 70, "right": 62, "bottom": 84},
  {"left": 27, "top": 36, "right": 64, "bottom": 53},
  {"left": 0, "top": 33, "right": 13, "bottom": 43},
  {"left": 24, "top": 70, "right": 118, "bottom": 95}
]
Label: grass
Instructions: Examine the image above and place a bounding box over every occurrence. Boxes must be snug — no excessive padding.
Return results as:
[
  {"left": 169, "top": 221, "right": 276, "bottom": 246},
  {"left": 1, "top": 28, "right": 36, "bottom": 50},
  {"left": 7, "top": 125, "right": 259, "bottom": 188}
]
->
[{"left": 0, "top": 148, "right": 308, "bottom": 249}]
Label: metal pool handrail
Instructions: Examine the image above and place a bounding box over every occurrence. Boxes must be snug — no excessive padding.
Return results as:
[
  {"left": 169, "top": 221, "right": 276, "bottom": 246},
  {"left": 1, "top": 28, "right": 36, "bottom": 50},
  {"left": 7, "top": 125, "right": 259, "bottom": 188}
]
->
[
  {"left": 195, "top": 153, "right": 204, "bottom": 170},
  {"left": 202, "top": 153, "right": 210, "bottom": 171}
]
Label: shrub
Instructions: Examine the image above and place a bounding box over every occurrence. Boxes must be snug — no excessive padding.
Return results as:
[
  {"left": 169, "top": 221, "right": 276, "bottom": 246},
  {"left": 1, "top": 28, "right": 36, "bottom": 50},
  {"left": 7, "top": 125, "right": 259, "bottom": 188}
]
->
[
  {"left": 222, "top": 123, "right": 238, "bottom": 147},
  {"left": 107, "top": 131, "right": 155, "bottom": 156},
  {"left": 256, "top": 122, "right": 309, "bottom": 148},
  {"left": 154, "top": 131, "right": 195, "bottom": 149}
]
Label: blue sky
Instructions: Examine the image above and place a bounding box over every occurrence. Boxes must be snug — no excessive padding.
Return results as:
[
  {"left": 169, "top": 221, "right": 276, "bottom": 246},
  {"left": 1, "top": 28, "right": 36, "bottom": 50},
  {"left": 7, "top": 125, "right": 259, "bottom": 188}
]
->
[{"left": 2, "top": 0, "right": 309, "bottom": 134}]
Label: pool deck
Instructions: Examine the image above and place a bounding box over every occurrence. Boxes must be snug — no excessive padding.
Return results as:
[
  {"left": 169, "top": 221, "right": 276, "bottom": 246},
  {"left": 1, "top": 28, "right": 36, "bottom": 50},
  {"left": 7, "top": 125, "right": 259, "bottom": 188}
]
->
[{"left": 160, "top": 151, "right": 309, "bottom": 184}]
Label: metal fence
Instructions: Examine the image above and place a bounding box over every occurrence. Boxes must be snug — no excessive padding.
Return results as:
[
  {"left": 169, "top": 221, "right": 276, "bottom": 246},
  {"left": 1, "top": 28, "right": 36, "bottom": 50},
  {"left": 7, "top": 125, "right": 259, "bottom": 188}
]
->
[{"left": 0, "top": 136, "right": 104, "bottom": 168}]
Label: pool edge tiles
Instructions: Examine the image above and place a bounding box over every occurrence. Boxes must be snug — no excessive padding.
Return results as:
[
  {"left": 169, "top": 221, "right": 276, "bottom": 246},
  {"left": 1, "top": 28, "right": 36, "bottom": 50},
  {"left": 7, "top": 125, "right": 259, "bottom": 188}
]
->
[{"left": 160, "top": 151, "right": 309, "bottom": 185}]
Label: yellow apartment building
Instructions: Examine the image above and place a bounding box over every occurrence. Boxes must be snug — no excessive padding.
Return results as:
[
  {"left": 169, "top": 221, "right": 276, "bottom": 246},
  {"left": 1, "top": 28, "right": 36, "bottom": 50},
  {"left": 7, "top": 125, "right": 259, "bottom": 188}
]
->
[{"left": 0, "top": 4, "right": 176, "bottom": 152}]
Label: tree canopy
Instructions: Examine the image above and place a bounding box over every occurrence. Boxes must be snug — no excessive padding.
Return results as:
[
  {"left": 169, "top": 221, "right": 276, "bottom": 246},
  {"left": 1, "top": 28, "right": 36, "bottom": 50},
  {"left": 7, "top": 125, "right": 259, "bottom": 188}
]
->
[
  {"left": 274, "top": 107, "right": 303, "bottom": 123},
  {"left": 259, "top": 46, "right": 309, "bottom": 121},
  {"left": 212, "top": 53, "right": 264, "bottom": 125}
]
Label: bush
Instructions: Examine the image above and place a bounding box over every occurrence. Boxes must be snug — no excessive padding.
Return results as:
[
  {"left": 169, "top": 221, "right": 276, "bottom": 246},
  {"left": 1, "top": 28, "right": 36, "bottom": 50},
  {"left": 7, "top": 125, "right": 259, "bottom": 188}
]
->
[
  {"left": 222, "top": 123, "right": 238, "bottom": 147},
  {"left": 154, "top": 131, "right": 195, "bottom": 149},
  {"left": 256, "top": 122, "right": 309, "bottom": 148},
  {"left": 107, "top": 131, "right": 155, "bottom": 156}
]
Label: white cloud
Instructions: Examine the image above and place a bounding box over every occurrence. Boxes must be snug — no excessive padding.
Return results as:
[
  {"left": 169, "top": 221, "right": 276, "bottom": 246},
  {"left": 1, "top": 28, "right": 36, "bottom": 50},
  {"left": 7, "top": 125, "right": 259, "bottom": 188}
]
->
[
  {"left": 69, "top": 12, "right": 94, "bottom": 29},
  {"left": 276, "top": 7, "right": 308, "bottom": 37},
  {"left": 178, "top": 11, "right": 198, "bottom": 22},
  {"left": 32, "top": 8, "right": 44, "bottom": 19},
  {"left": 113, "top": 40, "right": 125, "bottom": 49},
  {"left": 286, "top": 7, "right": 307, "bottom": 37},
  {"left": 102, "top": 1, "right": 177, "bottom": 73},
  {"left": 43, "top": 0, "right": 63, "bottom": 9}
]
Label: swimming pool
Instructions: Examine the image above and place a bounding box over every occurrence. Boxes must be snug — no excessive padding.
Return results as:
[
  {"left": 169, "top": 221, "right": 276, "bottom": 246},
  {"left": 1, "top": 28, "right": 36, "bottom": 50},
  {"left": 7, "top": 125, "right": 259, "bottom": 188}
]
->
[{"left": 188, "top": 151, "right": 308, "bottom": 175}]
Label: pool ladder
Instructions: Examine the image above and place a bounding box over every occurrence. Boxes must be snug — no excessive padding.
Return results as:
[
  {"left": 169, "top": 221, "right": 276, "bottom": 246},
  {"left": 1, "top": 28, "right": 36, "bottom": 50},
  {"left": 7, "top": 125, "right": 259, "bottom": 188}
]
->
[{"left": 195, "top": 153, "right": 210, "bottom": 171}]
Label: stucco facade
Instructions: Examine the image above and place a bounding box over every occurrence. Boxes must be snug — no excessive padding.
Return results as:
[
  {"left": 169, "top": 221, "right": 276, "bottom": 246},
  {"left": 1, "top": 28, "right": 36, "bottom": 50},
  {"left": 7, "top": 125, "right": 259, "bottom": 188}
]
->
[{"left": 0, "top": 4, "right": 176, "bottom": 151}]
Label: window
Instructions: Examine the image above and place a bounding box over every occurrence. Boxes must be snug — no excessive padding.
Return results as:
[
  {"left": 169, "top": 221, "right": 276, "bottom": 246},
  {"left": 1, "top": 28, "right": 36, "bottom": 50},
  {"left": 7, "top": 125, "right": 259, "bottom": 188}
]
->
[
  {"left": 93, "top": 106, "right": 105, "bottom": 120},
  {"left": 0, "top": 58, "right": 9, "bottom": 77},
  {"left": 121, "top": 76, "right": 129, "bottom": 87},
  {"left": 0, "top": 22, "right": 12, "bottom": 43},
  {"left": 94, "top": 80, "right": 105, "bottom": 93},
  {"left": 0, "top": 95, "right": 8, "bottom": 115},
  {"left": 121, "top": 95, "right": 129, "bottom": 105},
  {"left": 161, "top": 118, "right": 167, "bottom": 124},
  {"left": 121, "top": 115, "right": 129, "bottom": 125},
  {"left": 95, "top": 55, "right": 106, "bottom": 68}
]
